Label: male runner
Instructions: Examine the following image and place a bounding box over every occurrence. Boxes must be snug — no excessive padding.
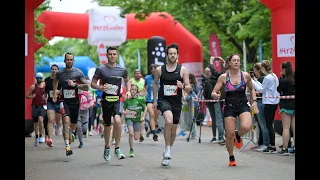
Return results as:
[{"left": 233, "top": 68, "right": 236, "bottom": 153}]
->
[
  {"left": 91, "top": 47, "right": 131, "bottom": 161},
  {"left": 52, "top": 52, "right": 89, "bottom": 156},
  {"left": 144, "top": 64, "right": 161, "bottom": 141},
  {"left": 152, "top": 43, "right": 192, "bottom": 166},
  {"left": 26, "top": 72, "right": 46, "bottom": 146},
  {"left": 44, "top": 64, "right": 62, "bottom": 147}
]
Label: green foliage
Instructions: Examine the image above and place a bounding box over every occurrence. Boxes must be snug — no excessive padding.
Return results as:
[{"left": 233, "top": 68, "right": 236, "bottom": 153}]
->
[
  {"left": 94, "top": 0, "right": 272, "bottom": 71},
  {"left": 34, "top": 0, "right": 51, "bottom": 44}
]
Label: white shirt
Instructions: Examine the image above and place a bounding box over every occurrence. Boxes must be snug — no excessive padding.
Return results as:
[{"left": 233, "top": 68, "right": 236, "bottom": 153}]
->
[{"left": 251, "top": 73, "right": 280, "bottom": 105}]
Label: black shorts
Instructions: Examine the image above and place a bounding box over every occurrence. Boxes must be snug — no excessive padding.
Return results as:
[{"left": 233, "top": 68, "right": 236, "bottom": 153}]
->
[
  {"left": 31, "top": 106, "right": 45, "bottom": 122},
  {"left": 223, "top": 101, "right": 250, "bottom": 118},
  {"left": 146, "top": 101, "right": 160, "bottom": 110},
  {"left": 60, "top": 101, "right": 80, "bottom": 124},
  {"left": 158, "top": 101, "right": 182, "bottom": 124},
  {"left": 101, "top": 100, "right": 121, "bottom": 126}
]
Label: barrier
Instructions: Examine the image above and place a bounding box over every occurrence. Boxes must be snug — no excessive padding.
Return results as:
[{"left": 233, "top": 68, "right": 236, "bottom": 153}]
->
[{"left": 191, "top": 95, "right": 294, "bottom": 146}]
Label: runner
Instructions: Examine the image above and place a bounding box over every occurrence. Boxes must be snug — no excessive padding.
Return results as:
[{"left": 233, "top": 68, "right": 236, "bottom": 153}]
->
[
  {"left": 211, "top": 54, "right": 259, "bottom": 166},
  {"left": 122, "top": 84, "right": 147, "bottom": 157},
  {"left": 26, "top": 72, "right": 46, "bottom": 146},
  {"left": 152, "top": 43, "right": 192, "bottom": 166},
  {"left": 52, "top": 52, "right": 89, "bottom": 156},
  {"left": 44, "top": 64, "right": 62, "bottom": 147},
  {"left": 144, "top": 64, "right": 161, "bottom": 141},
  {"left": 91, "top": 47, "right": 131, "bottom": 161}
]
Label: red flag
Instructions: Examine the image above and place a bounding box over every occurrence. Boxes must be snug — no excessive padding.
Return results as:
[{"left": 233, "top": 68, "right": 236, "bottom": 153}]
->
[{"left": 209, "top": 34, "right": 222, "bottom": 72}]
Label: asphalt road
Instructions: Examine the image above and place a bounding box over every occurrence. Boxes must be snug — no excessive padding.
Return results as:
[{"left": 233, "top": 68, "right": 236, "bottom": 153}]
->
[{"left": 25, "top": 126, "right": 295, "bottom": 180}]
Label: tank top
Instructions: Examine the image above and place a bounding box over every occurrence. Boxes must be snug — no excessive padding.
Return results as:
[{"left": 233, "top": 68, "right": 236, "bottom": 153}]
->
[
  {"left": 31, "top": 83, "right": 46, "bottom": 106},
  {"left": 44, "top": 77, "right": 61, "bottom": 103},
  {"left": 224, "top": 72, "right": 247, "bottom": 104},
  {"left": 158, "top": 64, "right": 183, "bottom": 105}
]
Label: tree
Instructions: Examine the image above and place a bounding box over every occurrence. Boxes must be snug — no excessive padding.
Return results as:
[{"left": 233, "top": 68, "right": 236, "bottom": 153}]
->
[
  {"left": 34, "top": 0, "right": 52, "bottom": 44},
  {"left": 93, "top": 0, "right": 272, "bottom": 70}
]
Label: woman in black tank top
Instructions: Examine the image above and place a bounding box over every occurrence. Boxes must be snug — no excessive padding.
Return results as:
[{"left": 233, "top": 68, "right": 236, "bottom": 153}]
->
[{"left": 210, "top": 54, "right": 259, "bottom": 166}]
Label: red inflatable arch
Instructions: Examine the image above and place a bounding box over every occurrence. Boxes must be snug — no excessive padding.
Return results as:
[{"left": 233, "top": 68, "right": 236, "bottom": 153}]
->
[
  {"left": 260, "top": 0, "right": 294, "bottom": 123},
  {"left": 261, "top": 0, "right": 295, "bottom": 76},
  {"left": 25, "top": 8, "right": 203, "bottom": 130}
]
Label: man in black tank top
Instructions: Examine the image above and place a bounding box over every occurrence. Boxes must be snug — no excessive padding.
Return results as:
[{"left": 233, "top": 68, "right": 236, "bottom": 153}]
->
[{"left": 152, "top": 44, "right": 192, "bottom": 166}]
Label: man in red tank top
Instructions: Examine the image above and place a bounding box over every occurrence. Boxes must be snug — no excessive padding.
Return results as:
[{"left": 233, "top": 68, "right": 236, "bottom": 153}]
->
[{"left": 25, "top": 72, "right": 46, "bottom": 146}]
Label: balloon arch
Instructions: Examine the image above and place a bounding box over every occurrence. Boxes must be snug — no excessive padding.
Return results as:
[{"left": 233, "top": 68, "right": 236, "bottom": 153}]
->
[{"left": 25, "top": 0, "right": 294, "bottom": 134}]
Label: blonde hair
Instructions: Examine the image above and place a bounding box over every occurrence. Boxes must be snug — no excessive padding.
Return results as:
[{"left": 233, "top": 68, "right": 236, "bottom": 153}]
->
[
  {"left": 253, "top": 62, "right": 266, "bottom": 76},
  {"left": 261, "top": 60, "right": 273, "bottom": 74}
]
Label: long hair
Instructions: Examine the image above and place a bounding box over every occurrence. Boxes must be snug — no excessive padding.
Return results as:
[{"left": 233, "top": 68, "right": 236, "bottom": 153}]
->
[
  {"left": 261, "top": 60, "right": 273, "bottom": 74},
  {"left": 253, "top": 62, "right": 266, "bottom": 76},
  {"left": 281, "top": 61, "right": 295, "bottom": 85},
  {"left": 189, "top": 73, "right": 197, "bottom": 86}
]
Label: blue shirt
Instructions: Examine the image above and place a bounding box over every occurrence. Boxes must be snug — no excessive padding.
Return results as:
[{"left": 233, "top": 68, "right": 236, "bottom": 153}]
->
[
  {"left": 95, "top": 90, "right": 103, "bottom": 108},
  {"left": 144, "top": 75, "right": 160, "bottom": 103}
]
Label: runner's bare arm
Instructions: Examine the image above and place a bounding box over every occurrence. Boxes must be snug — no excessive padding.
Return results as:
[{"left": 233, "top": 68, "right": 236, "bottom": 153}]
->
[
  {"left": 152, "top": 66, "right": 161, "bottom": 103},
  {"left": 91, "top": 68, "right": 103, "bottom": 90},
  {"left": 25, "top": 84, "right": 35, "bottom": 99},
  {"left": 181, "top": 66, "right": 192, "bottom": 93},
  {"left": 77, "top": 77, "right": 89, "bottom": 91}
]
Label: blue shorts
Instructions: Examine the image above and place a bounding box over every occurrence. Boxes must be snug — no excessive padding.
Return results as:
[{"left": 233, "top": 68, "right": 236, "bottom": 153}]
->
[{"left": 47, "top": 101, "right": 61, "bottom": 113}]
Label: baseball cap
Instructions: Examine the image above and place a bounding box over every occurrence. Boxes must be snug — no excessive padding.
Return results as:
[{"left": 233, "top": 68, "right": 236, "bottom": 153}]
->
[{"left": 35, "top": 72, "right": 44, "bottom": 79}]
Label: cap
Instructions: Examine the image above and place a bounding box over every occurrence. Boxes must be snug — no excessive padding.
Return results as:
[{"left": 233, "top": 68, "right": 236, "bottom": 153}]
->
[{"left": 35, "top": 72, "right": 44, "bottom": 78}]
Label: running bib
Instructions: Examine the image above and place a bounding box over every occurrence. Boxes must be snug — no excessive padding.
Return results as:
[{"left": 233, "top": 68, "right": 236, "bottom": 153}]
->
[
  {"left": 150, "top": 90, "right": 153, "bottom": 100},
  {"left": 97, "top": 98, "right": 102, "bottom": 104},
  {"left": 105, "top": 84, "right": 119, "bottom": 95},
  {"left": 164, "top": 85, "right": 178, "bottom": 96},
  {"left": 49, "top": 90, "right": 54, "bottom": 98},
  {"left": 126, "top": 110, "right": 137, "bottom": 119},
  {"left": 63, "top": 89, "right": 76, "bottom": 99}
]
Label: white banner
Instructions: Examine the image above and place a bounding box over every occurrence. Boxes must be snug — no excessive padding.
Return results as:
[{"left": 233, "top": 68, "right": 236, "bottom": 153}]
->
[
  {"left": 88, "top": 6, "right": 127, "bottom": 46},
  {"left": 277, "top": 34, "right": 295, "bottom": 57}
]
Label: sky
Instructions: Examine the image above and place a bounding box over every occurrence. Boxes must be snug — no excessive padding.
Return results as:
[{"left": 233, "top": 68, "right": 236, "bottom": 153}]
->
[{"left": 48, "top": 0, "right": 99, "bottom": 45}]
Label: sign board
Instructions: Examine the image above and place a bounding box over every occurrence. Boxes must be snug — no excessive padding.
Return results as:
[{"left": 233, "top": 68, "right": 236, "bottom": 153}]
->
[
  {"left": 277, "top": 34, "right": 295, "bottom": 57},
  {"left": 88, "top": 6, "right": 127, "bottom": 46}
]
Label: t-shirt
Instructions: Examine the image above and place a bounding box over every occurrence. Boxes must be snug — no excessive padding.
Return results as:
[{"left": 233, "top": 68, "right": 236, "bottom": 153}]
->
[
  {"left": 144, "top": 74, "right": 160, "bottom": 102},
  {"left": 56, "top": 67, "right": 86, "bottom": 104},
  {"left": 123, "top": 96, "right": 146, "bottom": 122},
  {"left": 131, "top": 78, "right": 145, "bottom": 93}
]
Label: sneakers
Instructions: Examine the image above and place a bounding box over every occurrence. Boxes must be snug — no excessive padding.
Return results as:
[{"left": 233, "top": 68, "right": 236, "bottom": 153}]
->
[
  {"left": 153, "top": 134, "right": 158, "bottom": 141},
  {"left": 277, "top": 148, "right": 290, "bottom": 156},
  {"left": 139, "top": 135, "right": 144, "bottom": 142},
  {"left": 103, "top": 148, "right": 111, "bottom": 162},
  {"left": 65, "top": 146, "right": 73, "bottom": 156},
  {"left": 34, "top": 138, "right": 39, "bottom": 146},
  {"left": 114, "top": 148, "right": 125, "bottom": 159},
  {"left": 234, "top": 131, "right": 243, "bottom": 149},
  {"left": 78, "top": 142, "right": 83, "bottom": 148},
  {"left": 89, "top": 132, "right": 93, "bottom": 136},
  {"left": 255, "top": 145, "right": 268, "bottom": 152},
  {"left": 229, "top": 155, "right": 237, "bottom": 166},
  {"left": 39, "top": 136, "right": 45, "bottom": 143},
  {"left": 163, "top": 148, "right": 171, "bottom": 159},
  {"left": 162, "top": 159, "right": 170, "bottom": 166},
  {"left": 262, "top": 146, "right": 277, "bottom": 154},
  {"left": 211, "top": 138, "right": 225, "bottom": 144},
  {"left": 176, "top": 131, "right": 187, "bottom": 137},
  {"left": 111, "top": 138, "right": 116, "bottom": 145},
  {"left": 46, "top": 139, "right": 53, "bottom": 147},
  {"left": 129, "top": 149, "right": 135, "bottom": 157}
]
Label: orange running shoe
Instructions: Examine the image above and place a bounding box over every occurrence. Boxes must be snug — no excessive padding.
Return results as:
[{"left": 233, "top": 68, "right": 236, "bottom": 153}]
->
[
  {"left": 229, "top": 155, "right": 237, "bottom": 166},
  {"left": 234, "top": 130, "right": 243, "bottom": 149}
]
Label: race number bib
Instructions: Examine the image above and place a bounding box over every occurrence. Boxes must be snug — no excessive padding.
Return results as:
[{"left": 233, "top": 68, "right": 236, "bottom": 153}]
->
[
  {"left": 63, "top": 89, "right": 76, "bottom": 99},
  {"left": 49, "top": 90, "right": 54, "bottom": 98},
  {"left": 150, "top": 90, "right": 153, "bottom": 100},
  {"left": 105, "top": 84, "right": 119, "bottom": 95},
  {"left": 126, "top": 110, "right": 137, "bottom": 119},
  {"left": 164, "top": 85, "right": 178, "bottom": 96}
]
